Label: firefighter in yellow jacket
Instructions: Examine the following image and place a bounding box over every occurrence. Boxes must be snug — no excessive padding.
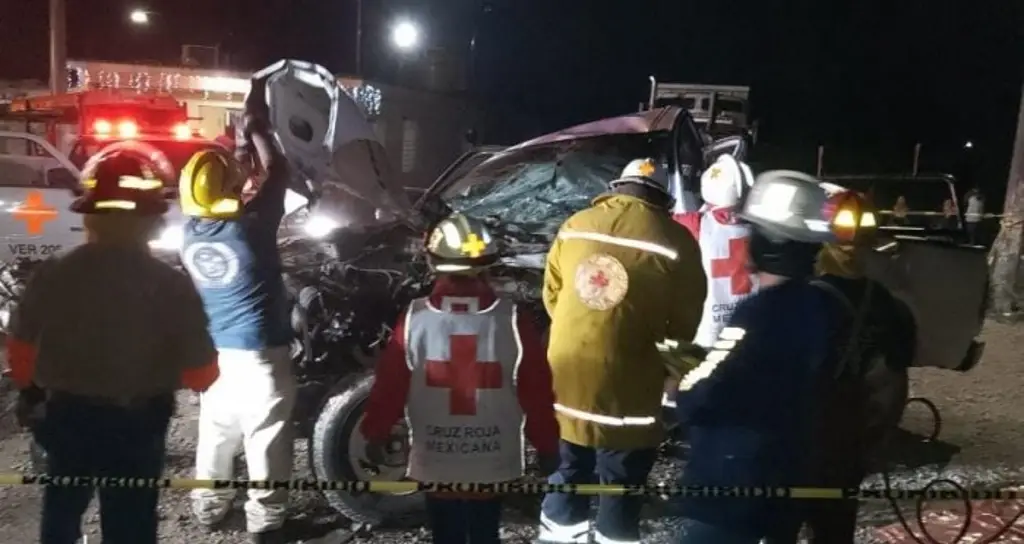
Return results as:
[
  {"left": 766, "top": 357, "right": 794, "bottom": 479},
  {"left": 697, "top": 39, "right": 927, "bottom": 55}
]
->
[{"left": 536, "top": 158, "right": 706, "bottom": 544}]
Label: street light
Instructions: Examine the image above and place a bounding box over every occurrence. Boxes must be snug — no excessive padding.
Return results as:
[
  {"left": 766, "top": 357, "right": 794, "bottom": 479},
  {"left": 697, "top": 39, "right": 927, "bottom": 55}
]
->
[
  {"left": 965, "top": 141, "right": 974, "bottom": 149},
  {"left": 391, "top": 20, "right": 421, "bottom": 51},
  {"left": 128, "top": 8, "right": 152, "bottom": 25}
]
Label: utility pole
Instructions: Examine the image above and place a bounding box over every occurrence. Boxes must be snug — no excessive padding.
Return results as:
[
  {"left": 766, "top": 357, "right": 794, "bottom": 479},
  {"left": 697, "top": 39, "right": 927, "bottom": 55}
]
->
[
  {"left": 49, "top": 0, "right": 67, "bottom": 93},
  {"left": 355, "top": 0, "right": 364, "bottom": 75},
  {"left": 989, "top": 77, "right": 1024, "bottom": 319}
]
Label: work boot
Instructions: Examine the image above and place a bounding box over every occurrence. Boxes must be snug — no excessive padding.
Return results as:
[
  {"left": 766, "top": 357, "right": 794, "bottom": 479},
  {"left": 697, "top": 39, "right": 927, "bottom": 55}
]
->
[{"left": 250, "top": 527, "right": 289, "bottom": 544}]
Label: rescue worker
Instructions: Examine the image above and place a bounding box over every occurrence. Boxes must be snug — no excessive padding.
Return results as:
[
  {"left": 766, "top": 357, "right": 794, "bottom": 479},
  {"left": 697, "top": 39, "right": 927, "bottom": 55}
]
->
[
  {"left": 673, "top": 171, "right": 853, "bottom": 543},
  {"left": 767, "top": 191, "right": 915, "bottom": 544},
  {"left": 4, "top": 141, "right": 219, "bottom": 544},
  {"left": 360, "top": 213, "right": 561, "bottom": 544},
  {"left": 181, "top": 108, "right": 297, "bottom": 543},
  {"left": 537, "top": 158, "right": 707, "bottom": 544},
  {"left": 674, "top": 153, "right": 760, "bottom": 349}
]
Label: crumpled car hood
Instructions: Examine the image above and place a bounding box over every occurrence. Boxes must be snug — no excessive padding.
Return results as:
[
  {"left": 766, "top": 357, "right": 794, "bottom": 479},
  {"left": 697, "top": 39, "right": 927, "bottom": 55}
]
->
[{"left": 252, "top": 59, "right": 419, "bottom": 229}]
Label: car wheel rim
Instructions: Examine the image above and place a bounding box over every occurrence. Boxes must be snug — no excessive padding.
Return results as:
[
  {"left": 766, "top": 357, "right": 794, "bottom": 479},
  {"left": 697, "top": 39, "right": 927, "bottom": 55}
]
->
[{"left": 342, "top": 412, "right": 416, "bottom": 495}]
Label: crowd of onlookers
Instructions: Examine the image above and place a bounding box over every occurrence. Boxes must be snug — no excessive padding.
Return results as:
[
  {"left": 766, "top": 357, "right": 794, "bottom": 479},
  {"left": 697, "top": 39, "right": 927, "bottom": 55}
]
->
[{"left": 887, "top": 188, "right": 988, "bottom": 245}]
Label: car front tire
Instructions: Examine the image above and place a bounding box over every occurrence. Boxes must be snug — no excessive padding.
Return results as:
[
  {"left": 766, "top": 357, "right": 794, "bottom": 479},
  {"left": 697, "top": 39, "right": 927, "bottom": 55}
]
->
[{"left": 309, "top": 372, "right": 425, "bottom": 526}]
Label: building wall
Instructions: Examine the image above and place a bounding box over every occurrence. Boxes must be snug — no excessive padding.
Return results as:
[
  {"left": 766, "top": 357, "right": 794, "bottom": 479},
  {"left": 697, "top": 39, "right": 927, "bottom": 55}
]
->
[{"left": 373, "top": 84, "right": 476, "bottom": 189}]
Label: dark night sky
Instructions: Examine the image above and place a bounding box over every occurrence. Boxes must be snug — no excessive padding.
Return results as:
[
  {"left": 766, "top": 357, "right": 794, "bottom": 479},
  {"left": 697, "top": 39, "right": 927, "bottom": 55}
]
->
[{"left": 1, "top": 0, "right": 1023, "bottom": 191}]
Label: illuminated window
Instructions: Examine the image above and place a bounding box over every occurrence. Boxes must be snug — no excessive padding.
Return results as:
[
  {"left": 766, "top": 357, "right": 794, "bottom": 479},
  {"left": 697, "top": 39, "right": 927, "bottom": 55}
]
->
[{"left": 401, "top": 118, "right": 418, "bottom": 173}]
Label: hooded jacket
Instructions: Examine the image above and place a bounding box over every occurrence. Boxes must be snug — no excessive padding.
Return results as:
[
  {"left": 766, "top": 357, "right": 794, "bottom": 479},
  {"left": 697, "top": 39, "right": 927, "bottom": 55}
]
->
[{"left": 544, "top": 192, "right": 705, "bottom": 449}]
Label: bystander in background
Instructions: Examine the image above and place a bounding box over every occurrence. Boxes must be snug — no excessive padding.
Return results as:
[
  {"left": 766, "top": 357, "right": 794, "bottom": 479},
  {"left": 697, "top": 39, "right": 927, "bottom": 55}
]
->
[{"left": 964, "top": 188, "right": 984, "bottom": 244}]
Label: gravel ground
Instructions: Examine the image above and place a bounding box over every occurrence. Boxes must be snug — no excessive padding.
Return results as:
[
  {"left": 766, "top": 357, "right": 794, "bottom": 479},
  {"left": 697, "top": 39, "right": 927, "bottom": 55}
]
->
[{"left": 0, "top": 320, "right": 1022, "bottom": 543}]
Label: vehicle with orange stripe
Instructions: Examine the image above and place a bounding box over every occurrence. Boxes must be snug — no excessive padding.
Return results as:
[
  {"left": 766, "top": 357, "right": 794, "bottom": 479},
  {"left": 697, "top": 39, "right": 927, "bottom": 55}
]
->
[{"left": 0, "top": 89, "right": 226, "bottom": 182}]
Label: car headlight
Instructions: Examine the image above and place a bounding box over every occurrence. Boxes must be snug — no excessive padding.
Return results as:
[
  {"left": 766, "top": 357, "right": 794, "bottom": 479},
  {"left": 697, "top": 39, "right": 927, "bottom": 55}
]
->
[
  {"left": 149, "top": 225, "right": 184, "bottom": 251},
  {"left": 303, "top": 215, "right": 340, "bottom": 239}
]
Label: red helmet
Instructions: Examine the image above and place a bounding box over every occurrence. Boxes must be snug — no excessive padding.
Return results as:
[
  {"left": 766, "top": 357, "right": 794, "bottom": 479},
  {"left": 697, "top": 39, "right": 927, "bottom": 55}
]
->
[{"left": 72, "top": 141, "right": 172, "bottom": 216}]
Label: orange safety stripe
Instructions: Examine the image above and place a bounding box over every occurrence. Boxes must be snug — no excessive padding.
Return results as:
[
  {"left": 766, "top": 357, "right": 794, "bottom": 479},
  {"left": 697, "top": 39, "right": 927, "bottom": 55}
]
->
[
  {"left": 5, "top": 337, "right": 37, "bottom": 389},
  {"left": 181, "top": 358, "right": 220, "bottom": 392}
]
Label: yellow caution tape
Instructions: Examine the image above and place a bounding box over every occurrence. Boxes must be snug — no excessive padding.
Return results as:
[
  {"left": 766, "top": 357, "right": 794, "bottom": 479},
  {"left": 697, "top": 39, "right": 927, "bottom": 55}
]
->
[
  {"left": 876, "top": 210, "right": 1004, "bottom": 218},
  {"left": 0, "top": 474, "right": 1018, "bottom": 501}
]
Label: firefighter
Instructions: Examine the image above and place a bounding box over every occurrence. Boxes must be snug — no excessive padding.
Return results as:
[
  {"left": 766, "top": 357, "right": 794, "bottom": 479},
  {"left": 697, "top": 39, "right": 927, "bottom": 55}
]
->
[
  {"left": 4, "top": 141, "right": 218, "bottom": 544},
  {"left": 537, "top": 158, "right": 707, "bottom": 544},
  {"left": 673, "top": 171, "right": 855, "bottom": 543},
  {"left": 674, "top": 153, "right": 759, "bottom": 348},
  {"left": 360, "top": 213, "right": 560, "bottom": 544},
  {"left": 180, "top": 110, "right": 296, "bottom": 543},
  {"left": 765, "top": 191, "right": 916, "bottom": 544}
]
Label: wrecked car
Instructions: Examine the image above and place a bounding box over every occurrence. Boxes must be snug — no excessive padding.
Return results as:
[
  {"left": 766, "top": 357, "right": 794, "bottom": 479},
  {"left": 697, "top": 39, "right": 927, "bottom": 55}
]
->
[{"left": 270, "top": 56, "right": 988, "bottom": 524}]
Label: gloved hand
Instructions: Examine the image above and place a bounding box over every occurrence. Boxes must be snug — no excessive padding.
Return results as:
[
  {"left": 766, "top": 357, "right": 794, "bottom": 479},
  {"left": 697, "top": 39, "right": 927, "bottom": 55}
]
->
[
  {"left": 537, "top": 453, "right": 561, "bottom": 477},
  {"left": 657, "top": 339, "right": 708, "bottom": 380}
]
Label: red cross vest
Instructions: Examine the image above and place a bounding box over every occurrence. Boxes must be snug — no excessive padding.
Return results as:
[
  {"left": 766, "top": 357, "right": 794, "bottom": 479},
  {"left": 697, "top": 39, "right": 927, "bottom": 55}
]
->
[
  {"left": 694, "top": 209, "right": 760, "bottom": 347},
  {"left": 403, "top": 295, "right": 526, "bottom": 484}
]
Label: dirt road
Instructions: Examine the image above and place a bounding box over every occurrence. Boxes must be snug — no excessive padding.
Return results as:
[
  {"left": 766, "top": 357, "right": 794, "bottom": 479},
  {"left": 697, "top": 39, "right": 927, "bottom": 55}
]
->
[{"left": 0, "top": 320, "right": 1022, "bottom": 543}]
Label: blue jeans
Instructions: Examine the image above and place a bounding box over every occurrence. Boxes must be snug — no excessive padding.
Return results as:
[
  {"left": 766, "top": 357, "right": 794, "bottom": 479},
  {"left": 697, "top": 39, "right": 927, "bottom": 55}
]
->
[
  {"left": 540, "top": 440, "right": 657, "bottom": 542},
  {"left": 35, "top": 392, "right": 173, "bottom": 544},
  {"left": 677, "top": 518, "right": 764, "bottom": 544},
  {"left": 426, "top": 495, "right": 502, "bottom": 544}
]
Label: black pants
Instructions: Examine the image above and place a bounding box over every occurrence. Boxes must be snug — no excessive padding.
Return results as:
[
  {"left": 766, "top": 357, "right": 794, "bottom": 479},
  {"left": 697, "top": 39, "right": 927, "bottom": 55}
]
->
[
  {"left": 966, "top": 221, "right": 979, "bottom": 244},
  {"left": 426, "top": 495, "right": 502, "bottom": 544},
  {"left": 540, "top": 440, "right": 657, "bottom": 542},
  {"left": 34, "top": 392, "right": 173, "bottom": 544}
]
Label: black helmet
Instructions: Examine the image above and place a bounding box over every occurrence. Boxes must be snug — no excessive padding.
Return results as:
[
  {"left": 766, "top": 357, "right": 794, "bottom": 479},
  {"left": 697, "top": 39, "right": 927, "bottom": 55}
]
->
[
  {"left": 739, "top": 170, "right": 864, "bottom": 278},
  {"left": 425, "top": 213, "right": 500, "bottom": 273}
]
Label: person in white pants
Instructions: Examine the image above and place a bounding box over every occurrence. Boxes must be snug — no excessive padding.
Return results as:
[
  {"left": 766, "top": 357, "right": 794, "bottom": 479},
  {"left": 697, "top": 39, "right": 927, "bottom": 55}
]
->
[{"left": 178, "top": 100, "right": 296, "bottom": 544}]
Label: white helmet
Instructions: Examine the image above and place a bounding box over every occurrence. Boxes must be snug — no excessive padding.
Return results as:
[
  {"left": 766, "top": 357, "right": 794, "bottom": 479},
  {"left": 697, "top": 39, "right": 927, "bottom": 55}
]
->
[
  {"left": 700, "top": 154, "right": 755, "bottom": 208},
  {"left": 609, "top": 158, "right": 671, "bottom": 196}
]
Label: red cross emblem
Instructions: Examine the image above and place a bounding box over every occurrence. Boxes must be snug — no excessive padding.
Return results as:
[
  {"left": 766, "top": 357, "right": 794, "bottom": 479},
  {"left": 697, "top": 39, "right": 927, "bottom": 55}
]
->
[
  {"left": 589, "top": 271, "right": 609, "bottom": 288},
  {"left": 710, "top": 237, "right": 752, "bottom": 295},
  {"left": 425, "top": 334, "right": 504, "bottom": 415}
]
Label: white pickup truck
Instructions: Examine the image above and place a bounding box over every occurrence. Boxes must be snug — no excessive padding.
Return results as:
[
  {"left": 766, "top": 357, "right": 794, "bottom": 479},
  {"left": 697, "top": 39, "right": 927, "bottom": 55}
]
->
[{"left": 0, "top": 131, "right": 184, "bottom": 265}]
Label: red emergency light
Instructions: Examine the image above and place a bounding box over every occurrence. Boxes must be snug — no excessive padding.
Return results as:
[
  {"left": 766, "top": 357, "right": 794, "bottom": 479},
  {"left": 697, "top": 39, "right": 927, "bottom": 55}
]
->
[
  {"left": 91, "top": 119, "right": 139, "bottom": 139},
  {"left": 172, "top": 123, "right": 191, "bottom": 140}
]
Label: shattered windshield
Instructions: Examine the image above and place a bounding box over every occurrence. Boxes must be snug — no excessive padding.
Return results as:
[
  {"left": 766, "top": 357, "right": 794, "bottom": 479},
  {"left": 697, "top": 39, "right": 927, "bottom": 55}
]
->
[{"left": 442, "top": 132, "right": 672, "bottom": 238}]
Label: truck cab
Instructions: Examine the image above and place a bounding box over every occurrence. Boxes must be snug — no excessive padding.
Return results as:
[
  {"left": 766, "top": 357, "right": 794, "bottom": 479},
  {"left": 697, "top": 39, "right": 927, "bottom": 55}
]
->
[{"left": 648, "top": 80, "right": 756, "bottom": 143}]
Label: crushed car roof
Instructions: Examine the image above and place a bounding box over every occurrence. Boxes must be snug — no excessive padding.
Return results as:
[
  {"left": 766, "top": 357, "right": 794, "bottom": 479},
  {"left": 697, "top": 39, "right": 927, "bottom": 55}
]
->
[{"left": 507, "top": 107, "right": 683, "bottom": 151}]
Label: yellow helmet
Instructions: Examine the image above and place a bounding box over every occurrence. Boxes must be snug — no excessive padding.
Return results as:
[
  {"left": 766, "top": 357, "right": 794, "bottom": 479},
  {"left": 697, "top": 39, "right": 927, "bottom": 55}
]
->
[
  {"left": 179, "top": 148, "right": 247, "bottom": 219},
  {"left": 425, "top": 213, "right": 500, "bottom": 274}
]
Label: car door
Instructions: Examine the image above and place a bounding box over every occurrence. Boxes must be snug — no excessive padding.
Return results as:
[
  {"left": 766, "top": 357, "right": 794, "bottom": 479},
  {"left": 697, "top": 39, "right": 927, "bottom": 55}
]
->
[{"left": 0, "top": 132, "right": 84, "bottom": 264}]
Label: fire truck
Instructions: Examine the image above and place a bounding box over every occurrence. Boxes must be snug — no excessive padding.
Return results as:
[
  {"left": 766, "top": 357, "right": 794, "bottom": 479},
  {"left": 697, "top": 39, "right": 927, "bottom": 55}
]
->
[{"left": 0, "top": 89, "right": 225, "bottom": 175}]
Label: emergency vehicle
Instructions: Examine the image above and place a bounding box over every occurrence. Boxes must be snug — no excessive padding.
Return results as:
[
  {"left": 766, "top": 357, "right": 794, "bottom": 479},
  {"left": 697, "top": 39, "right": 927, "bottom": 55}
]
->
[
  {"left": 0, "top": 130, "right": 183, "bottom": 265},
  {"left": 0, "top": 89, "right": 225, "bottom": 178}
]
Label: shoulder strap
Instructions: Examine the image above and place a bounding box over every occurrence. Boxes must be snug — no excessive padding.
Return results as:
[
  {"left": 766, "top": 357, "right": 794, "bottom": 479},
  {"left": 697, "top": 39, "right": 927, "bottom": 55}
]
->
[{"left": 810, "top": 278, "right": 875, "bottom": 378}]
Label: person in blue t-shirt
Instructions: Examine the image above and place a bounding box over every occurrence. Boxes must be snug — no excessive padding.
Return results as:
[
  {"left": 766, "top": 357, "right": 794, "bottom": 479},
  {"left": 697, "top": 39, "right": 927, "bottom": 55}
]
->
[
  {"left": 179, "top": 110, "right": 296, "bottom": 544},
  {"left": 673, "top": 171, "right": 857, "bottom": 543}
]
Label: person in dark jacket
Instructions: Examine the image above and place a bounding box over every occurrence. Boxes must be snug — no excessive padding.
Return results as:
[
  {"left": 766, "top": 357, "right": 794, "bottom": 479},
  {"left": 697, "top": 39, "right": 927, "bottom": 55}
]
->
[
  {"left": 766, "top": 193, "right": 916, "bottom": 544},
  {"left": 5, "top": 142, "right": 219, "bottom": 544},
  {"left": 673, "top": 171, "right": 855, "bottom": 543}
]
